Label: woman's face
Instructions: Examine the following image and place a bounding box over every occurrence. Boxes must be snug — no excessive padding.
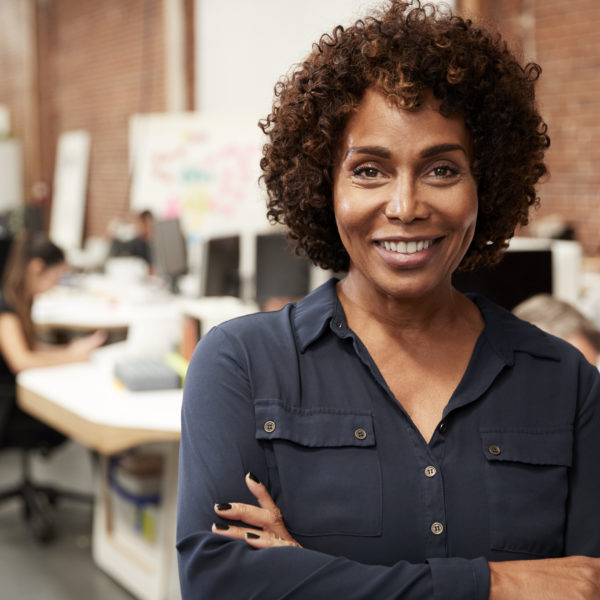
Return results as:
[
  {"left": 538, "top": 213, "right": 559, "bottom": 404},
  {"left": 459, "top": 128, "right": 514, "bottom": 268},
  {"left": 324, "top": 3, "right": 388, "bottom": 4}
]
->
[
  {"left": 27, "top": 259, "right": 68, "bottom": 296},
  {"left": 333, "top": 88, "right": 478, "bottom": 301}
]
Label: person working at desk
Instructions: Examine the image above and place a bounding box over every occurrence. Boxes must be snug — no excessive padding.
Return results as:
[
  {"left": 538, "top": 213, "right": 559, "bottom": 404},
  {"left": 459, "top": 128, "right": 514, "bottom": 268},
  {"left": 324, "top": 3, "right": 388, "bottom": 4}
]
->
[
  {"left": 177, "top": 1, "right": 600, "bottom": 598},
  {"left": 0, "top": 233, "right": 106, "bottom": 446}
]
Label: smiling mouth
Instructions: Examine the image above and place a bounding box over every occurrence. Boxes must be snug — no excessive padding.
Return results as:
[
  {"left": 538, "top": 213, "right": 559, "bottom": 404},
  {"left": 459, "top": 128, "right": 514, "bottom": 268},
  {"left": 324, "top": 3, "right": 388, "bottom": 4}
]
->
[{"left": 378, "top": 238, "right": 438, "bottom": 255}]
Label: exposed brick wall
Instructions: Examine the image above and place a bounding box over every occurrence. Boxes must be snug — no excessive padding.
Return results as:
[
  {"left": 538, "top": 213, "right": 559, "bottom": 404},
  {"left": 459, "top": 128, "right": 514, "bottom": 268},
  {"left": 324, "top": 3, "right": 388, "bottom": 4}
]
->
[
  {"left": 533, "top": 0, "right": 600, "bottom": 255},
  {"left": 36, "top": 0, "right": 167, "bottom": 239},
  {"left": 0, "top": 0, "right": 38, "bottom": 198},
  {"left": 460, "top": 0, "right": 600, "bottom": 255}
]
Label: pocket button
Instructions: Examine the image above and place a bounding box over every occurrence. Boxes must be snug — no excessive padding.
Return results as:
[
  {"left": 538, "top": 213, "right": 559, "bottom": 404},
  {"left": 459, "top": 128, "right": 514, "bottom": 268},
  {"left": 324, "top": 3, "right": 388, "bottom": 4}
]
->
[
  {"left": 354, "top": 428, "right": 367, "bottom": 440},
  {"left": 488, "top": 444, "right": 501, "bottom": 456},
  {"left": 264, "top": 420, "right": 276, "bottom": 433}
]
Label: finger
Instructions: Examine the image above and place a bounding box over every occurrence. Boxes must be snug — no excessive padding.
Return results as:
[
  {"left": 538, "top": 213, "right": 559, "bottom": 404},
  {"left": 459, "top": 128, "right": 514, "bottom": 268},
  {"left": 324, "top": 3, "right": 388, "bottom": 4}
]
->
[
  {"left": 211, "top": 523, "right": 295, "bottom": 549},
  {"left": 245, "top": 472, "right": 280, "bottom": 511},
  {"left": 244, "top": 473, "right": 298, "bottom": 544},
  {"left": 214, "top": 500, "right": 288, "bottom": 537}
]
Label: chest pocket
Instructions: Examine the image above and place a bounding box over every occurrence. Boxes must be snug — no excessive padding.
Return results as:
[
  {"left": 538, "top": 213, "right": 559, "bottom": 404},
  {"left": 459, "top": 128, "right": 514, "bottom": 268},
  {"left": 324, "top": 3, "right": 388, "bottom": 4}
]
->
[
  {"left": 480, "top": 428, "right": 573, "bottom": 556},
  {"left": 255, "top": 400, "right": 382, "bottom": 537}
]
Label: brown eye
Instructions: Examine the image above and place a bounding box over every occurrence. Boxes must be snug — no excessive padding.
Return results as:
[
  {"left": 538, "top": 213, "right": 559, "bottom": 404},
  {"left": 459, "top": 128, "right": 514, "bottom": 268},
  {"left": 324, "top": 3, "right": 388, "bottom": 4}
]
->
[
  {"left": 432, "top": 165, "right": 459, "bottom": 178},
  {"left": 353, "top": 166, "right": 380, "bottom": 178}
]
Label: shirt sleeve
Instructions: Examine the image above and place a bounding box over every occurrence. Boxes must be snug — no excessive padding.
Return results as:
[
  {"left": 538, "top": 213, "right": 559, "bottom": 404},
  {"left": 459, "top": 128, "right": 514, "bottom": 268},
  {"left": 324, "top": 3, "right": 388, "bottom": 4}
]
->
[
  {"left": 564, "top": 360, "right": 600, "bottom": 556},
  {"left": 176, "top": 326, "right": 490, "bottom": 600}
]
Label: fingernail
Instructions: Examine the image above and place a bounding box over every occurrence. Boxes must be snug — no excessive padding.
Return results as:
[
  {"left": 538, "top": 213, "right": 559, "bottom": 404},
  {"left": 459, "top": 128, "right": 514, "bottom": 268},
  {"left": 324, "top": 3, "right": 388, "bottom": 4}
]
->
[
  {"left": 215, "top": 503, "right": 232, "bottom": 511},
  {"left": 246, "top": 532, "right": 260, "bottom": 539},
  {"left": 247, "top": 472, "right": 261, "bottom": 484},
  {"left": 213, "top": 522, "right": 229, "bottom": 531}
]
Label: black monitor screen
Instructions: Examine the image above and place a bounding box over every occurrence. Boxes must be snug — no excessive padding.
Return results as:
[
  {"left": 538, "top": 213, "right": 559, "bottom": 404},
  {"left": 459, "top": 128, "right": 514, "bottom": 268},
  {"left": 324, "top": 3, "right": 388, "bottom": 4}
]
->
[
  {"left": 452, "top": 249, "right": 553, "bottom": 311},
  {"left": 204, "top": 236, "right": 240, "bottom": 297},
  {"left": 255, "top": 233, "right": 311, "bottom": 307}
]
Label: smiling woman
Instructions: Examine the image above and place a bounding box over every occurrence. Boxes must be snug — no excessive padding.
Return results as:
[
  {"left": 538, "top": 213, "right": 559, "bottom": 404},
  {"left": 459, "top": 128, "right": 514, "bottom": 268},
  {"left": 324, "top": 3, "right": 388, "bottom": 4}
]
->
[{"left": 177, "top": 1, "right": 600, "bottom": 599}]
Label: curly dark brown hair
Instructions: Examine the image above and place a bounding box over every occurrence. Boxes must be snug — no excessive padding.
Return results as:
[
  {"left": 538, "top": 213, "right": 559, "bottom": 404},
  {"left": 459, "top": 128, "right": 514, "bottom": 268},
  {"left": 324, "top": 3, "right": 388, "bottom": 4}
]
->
[{"left": 259, "top": 0, "right": 549, "bottom": 272}]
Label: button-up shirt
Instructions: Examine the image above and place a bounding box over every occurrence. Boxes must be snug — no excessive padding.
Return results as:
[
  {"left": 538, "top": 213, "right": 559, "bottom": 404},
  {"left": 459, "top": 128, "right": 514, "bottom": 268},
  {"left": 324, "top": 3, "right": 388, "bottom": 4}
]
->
[{"left": 177, "top": 279, "right": 600, "bottom": 599}]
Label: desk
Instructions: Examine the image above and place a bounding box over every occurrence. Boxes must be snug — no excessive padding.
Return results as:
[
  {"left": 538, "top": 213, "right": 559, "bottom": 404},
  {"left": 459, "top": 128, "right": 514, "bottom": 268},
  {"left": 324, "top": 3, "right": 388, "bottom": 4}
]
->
[
  {"left": 17, "top": 360, "right": 182, "bottom": 600},
  {"left": 18, "top": 363, "right": 181, "bottom": 454}
]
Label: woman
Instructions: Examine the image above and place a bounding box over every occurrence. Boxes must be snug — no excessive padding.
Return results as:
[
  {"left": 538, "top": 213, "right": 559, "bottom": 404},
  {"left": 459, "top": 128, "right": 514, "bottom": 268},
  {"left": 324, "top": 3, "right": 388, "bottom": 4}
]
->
[
  {"left": 0, "top": 233, "right": 105, "bottom": 447},
  {"left": 177, "top": 2, "right": 600, "bottom": 598}
]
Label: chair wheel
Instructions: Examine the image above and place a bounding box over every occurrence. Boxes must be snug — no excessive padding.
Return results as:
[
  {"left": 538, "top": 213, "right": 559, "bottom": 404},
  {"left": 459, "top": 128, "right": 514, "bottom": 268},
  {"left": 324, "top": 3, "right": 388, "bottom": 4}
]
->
[
  {"left": 29, "top": 510, "right": 56, "bottom": 544},
  {"left": 22, "top": 488, "right": 57, "bottom": 543}
]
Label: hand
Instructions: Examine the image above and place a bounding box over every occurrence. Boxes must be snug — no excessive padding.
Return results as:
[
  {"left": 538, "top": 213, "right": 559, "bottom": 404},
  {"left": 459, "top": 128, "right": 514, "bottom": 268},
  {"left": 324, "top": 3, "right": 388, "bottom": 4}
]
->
[
  {"left": 490, "top": 556, "right": 600, "bottom": 599},
  {"left": 212, "top": 472, "right": 302, "bottom": 549},
  {"left": 68, "top": 330, "right": 107, "bottom": 360}
]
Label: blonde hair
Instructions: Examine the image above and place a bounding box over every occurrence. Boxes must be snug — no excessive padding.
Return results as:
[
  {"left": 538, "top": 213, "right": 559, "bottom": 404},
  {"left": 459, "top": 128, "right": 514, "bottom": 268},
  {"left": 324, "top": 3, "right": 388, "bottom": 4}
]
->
[{"left": 513, "top": 294, "right": 600, "bottom": 351}]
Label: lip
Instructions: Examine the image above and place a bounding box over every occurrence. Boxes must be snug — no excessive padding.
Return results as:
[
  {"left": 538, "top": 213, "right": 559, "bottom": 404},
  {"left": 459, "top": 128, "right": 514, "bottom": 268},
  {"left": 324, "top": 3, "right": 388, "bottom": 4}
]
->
[{"left": 373, "top": 235, "right": 443, "bottom": 268}]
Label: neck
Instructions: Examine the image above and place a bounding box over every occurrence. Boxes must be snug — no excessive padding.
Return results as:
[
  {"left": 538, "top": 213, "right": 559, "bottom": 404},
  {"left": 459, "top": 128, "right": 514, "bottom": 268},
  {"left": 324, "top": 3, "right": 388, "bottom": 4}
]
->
[{"left": 336, "top": 273, "right": 481, "bottom": 338}]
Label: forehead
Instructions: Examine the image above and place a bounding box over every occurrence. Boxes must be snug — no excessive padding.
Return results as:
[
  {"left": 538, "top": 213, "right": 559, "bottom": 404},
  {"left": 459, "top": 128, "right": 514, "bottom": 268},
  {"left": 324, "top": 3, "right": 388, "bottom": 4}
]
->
[{"left": 339, "top": 88, "right": 471, "bottom": 157}]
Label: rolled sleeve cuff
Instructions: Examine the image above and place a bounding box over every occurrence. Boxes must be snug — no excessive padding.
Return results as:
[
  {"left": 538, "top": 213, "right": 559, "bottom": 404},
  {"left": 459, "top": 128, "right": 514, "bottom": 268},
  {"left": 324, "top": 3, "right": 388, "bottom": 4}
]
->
[{"left": 427, "top": 556, "right": 490, "bottom": 600}]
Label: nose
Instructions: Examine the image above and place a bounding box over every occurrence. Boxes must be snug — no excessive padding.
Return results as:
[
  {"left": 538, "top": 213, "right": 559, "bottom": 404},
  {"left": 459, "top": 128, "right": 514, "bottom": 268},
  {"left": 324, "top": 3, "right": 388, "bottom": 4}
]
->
[{"left": 384, "top": 179, "right": 428, "bottom": 223}]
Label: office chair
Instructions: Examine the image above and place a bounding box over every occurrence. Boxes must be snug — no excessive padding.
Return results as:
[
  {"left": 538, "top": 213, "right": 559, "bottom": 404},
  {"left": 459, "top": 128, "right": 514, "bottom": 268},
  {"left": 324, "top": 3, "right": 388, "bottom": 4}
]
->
[{"left": 0, "top": 402, "right": 93, "bottom": 544}]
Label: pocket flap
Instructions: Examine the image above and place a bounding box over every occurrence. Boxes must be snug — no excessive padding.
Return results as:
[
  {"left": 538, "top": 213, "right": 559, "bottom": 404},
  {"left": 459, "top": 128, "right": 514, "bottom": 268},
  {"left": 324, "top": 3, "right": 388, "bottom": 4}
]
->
[
  {"left": 255, "top": 400, "right": 375, "bottom": 447},
  {"left": 480, "top": 428, "right": 573, "bottom": 467}
]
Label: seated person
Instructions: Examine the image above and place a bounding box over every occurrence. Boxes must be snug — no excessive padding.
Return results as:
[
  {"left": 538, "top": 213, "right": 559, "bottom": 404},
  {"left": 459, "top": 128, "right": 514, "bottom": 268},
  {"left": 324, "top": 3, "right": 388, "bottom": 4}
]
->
[
  {"left": 513, "top": 293, "right": 600, "bottom": 366},
  {"left": 0, "top": 233, "right": 106, "bottom": 447},
  {"left": 108, "top": 210, "right": 155, "bottom": 267}
]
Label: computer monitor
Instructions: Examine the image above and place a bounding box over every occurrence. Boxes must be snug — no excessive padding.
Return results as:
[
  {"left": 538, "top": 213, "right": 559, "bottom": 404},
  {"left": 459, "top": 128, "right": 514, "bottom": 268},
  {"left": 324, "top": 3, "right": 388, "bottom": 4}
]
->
[
  {"left": 453, "top": 238, "right": 581, "bottom": 310},
  {"left": 255, "top": 233, "right": 311, "bottom": 308},
  {"left": 152, "top": 218, "right": 188, "bottom": 291},
  {"left": 203, "top": 235, "right": 241, "bottom": 297}
]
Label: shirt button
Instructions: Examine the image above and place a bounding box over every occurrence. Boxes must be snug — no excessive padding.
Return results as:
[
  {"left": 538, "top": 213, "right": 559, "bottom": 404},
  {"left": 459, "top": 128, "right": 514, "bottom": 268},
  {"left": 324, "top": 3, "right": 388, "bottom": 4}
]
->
[
  {"left": 488, "top": 444, "right": 501, "bottom": 456},
  {"left": 430, "top": 521, "right": 444, "bottom": 535},
  {"left": 336, "top": 321, "right": 343, "bottom": 329},
  {"left": 264, "top": 420, "right": 276, "bottom": 433},
  {"left": 438, "top": 421, "right": 447, "bottom": 434},
  {"left": 424, "top": 465, "right": 437, "bottom": 478},
  {"left": 354, "top": 428, "right": 367, "bottom": 440}
]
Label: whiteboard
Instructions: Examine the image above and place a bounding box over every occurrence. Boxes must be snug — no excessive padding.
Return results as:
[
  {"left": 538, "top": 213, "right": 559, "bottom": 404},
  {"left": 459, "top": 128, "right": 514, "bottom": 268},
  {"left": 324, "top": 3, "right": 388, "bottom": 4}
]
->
[
  {"left": 129, "top": 113, "right": 269, "bottom": 241},
  {"left": 50, "top": 130, "right": 90, "bottom": 251}
]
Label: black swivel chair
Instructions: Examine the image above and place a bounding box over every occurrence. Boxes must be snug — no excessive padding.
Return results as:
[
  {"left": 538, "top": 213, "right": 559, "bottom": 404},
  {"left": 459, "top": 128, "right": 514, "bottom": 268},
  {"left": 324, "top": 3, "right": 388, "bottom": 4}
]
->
[{"left": 0, "top": 392, "right": 93, "bottom": 543}]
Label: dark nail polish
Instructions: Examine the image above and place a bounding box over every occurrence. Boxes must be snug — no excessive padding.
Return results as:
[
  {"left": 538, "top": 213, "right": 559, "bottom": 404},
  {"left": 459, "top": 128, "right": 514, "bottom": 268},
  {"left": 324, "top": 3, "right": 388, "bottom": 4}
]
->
[
  {"left": 247, "top": 472, "right": 261, "bottom": 484},
  {"left": 213, "top": 522, "right": 229, "bottom": 531},
  {"left": 246, "top": 532, "right": 260, "bottom": 539},
  {"left": 215, "top": 503, "right": 232, "bottom": 511}
]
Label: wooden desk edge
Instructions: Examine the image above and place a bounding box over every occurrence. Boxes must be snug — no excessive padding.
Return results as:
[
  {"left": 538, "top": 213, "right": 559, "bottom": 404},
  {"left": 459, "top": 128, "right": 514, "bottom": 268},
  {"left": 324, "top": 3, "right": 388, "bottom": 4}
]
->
[{"left": 17, "top": 385, "right": 180, "bottom": 455}]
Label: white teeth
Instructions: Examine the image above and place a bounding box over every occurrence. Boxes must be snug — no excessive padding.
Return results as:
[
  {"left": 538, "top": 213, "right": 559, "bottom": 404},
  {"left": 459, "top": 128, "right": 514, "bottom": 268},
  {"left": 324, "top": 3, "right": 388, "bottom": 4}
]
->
[{"left": 381, "top": 239, "right": 433, "bottom": 255}]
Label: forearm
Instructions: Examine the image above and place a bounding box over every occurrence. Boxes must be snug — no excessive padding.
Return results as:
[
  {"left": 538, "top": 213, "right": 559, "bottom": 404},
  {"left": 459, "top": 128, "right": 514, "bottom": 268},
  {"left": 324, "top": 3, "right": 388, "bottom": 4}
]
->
[{"left": 177, "top": 532, "right": 489, "bottom": 600}]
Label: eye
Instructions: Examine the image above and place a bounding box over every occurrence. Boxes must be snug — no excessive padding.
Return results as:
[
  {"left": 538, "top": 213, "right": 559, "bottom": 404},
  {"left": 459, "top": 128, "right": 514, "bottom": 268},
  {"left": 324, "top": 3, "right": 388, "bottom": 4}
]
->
[
  {"left": 352, "top": 166, "right": 381, "bottom": 178},
  {"left": 430, "top": 165, "right": 460, "bottom": 179}
]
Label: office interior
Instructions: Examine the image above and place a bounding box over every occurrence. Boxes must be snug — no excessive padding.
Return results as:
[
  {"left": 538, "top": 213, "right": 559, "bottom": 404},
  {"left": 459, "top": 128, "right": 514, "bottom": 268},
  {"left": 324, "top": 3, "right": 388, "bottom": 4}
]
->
[{"left": 0, "top": 0, "right": 598, "bottom": 599}]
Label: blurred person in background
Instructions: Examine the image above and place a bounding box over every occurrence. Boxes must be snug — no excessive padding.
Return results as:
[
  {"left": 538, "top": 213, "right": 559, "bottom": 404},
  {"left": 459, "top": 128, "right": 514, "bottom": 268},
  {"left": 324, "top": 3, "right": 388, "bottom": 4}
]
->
[
  {"left": 0, "top": 233, "right": 105, "bottom": 447},
  {"left": 513, "top": 294, "right": 600, "bottom": 366}
]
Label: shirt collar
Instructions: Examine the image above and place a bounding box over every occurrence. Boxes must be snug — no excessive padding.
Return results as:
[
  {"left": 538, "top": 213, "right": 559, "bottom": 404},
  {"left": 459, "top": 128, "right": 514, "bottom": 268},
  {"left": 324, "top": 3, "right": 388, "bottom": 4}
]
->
[
  {"left": 293, "top": 280, "right": 562, "bottom": 363},
  {"left": 469, "top": 293, "right": 562, "bottom": 365},
  {"left": 294, "top": 278, "right": 342, "bottom": 352}
]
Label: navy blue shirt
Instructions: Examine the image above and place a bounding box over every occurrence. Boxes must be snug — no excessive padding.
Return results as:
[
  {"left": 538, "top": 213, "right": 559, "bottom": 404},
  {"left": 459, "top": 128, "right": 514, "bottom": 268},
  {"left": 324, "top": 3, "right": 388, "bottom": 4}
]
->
[{"left": 177, "top": 279, "right": 600, "bottom": 599}]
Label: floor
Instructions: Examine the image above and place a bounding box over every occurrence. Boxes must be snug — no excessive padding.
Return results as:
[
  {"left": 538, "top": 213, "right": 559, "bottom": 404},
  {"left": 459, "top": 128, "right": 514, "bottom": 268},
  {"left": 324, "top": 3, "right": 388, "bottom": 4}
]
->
[{"left": 0, "top": 443, "right": 136, "bottom": 600}]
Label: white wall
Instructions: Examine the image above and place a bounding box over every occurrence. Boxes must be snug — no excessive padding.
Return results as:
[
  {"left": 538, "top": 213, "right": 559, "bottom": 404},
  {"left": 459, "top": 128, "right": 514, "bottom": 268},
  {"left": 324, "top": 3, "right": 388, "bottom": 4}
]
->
[{"left": 195, "top": 0, "right": 455, "bottom": 118}]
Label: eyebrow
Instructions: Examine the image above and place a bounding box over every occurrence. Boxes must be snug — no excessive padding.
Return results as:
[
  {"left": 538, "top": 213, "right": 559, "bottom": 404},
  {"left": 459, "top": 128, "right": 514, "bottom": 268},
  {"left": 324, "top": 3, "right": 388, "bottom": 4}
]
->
[{"left": 344, "top": 143, "right": 468, "bottom": 160}]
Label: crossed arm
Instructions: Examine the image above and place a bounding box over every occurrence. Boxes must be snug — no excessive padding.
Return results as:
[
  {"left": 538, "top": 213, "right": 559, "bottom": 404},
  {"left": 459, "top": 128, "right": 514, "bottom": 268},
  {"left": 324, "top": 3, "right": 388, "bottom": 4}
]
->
[{"left": 213, "top": 473, "right": 600, "bottom": 600}]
